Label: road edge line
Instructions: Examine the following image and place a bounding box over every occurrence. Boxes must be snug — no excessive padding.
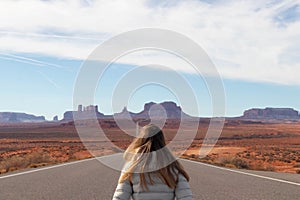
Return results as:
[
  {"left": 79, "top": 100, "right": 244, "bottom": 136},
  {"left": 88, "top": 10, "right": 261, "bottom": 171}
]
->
[
  {"left": 182, "top": 158, "right": 300, "bottom": 186},
  {"left": 0, "top": 154, "right": 114, "bottom": 179}
]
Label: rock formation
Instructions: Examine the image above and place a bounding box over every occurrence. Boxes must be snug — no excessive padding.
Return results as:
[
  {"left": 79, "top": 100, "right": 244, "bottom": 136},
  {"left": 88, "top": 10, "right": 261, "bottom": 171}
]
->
[
  {"left": 0, "top": 112, "right": 45, "bottom": 123},
  {"left": 53, "top": 115, "right": 58, "bottom": 121},
  {"left": 63, "top": 103, "right": 300, "bottom": 121},
  {"left": 63, "top": 102, "right": 193, "bottom": 121},
  {"left": 113, "top": 106, "right": 135, "bottom": 119},
  {"left": 114, "top": 101, "right": 193, "bottom": 119},
  {"left": 242, "top": 107, "right": 300, "bottom": 119},
  {"left": 63, "top": 105, "right": 106, "bottom": 121}
]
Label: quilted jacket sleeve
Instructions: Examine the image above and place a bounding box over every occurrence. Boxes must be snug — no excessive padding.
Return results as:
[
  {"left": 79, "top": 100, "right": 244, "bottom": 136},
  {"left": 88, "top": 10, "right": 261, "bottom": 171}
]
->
[
  {"left": 112, "top": 179, "right": 133, "bottom": 200},
  {"left": 175, "top": 174, "right": 193, "bottom": 200}
]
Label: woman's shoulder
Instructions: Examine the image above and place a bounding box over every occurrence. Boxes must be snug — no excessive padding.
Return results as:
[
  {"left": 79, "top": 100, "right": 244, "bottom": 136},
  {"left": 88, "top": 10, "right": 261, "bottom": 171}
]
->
[
  {"left": 177, "top": 173, "right": 189, "bottom": 182},
  {"left": 174, "top": 173, "right": 193, "bottom": 199}
]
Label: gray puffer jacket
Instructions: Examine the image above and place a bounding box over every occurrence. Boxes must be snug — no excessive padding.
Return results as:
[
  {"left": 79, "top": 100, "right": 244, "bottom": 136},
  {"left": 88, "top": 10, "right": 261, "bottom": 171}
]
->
[{"left": 112, "top": 172, "right": 193, "bottom": 200}]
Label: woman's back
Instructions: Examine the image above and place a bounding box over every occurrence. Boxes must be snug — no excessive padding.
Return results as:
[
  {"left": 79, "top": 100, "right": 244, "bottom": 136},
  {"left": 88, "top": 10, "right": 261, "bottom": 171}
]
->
[
  {"left": 113, "top": 172, "right": 192, "bottom": 200},
  {"left": 112, "top": 124, "right": 193, "bottom": 200}
]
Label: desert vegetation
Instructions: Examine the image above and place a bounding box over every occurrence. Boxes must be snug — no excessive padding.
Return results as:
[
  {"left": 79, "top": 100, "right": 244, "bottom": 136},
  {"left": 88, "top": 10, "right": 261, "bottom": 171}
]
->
[
  {"left": 182, "top": 120, "right": 300, "bottom": 173},
  {"left": 1, "top": 119, "right": 300, "bottom": 174}
]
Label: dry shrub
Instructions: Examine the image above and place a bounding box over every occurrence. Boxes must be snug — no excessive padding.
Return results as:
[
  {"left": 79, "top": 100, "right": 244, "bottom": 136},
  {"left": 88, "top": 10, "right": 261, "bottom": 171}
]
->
[
  {"left": 250, "top": 162, "right": 274, "bottom": 171},
  {"left": 218, "top": 156, "right": 249, "bottom": 169},
  {"left": 0, "top": 150, "right": 52, "bottom": 173},
  {"left": 224, "top": 163, "right": 236, "bottom": 168},
  {"left": 264, "top": 165, "right": 275, "bottom": 171},
  {"left": 250, "top": 162, "right": 264, "bottom": 171},
  {"left": 27, "top": 150, "right": 51, "bottom": 164},
  {"left": 0, "top": 155, "right": 29, "bottom": 172}
]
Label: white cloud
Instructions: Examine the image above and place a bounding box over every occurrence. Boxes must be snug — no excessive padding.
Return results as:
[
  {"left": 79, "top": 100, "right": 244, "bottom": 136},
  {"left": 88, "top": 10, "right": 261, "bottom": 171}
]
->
[{"left": 0, "top": 0, "right": 299, "bottom": 85}]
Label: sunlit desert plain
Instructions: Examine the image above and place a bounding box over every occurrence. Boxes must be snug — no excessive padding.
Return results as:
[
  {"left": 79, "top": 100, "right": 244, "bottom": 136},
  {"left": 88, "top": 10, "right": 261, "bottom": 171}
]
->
[{"left": 1, "top": 119, "right": 300, "bottom": 174}]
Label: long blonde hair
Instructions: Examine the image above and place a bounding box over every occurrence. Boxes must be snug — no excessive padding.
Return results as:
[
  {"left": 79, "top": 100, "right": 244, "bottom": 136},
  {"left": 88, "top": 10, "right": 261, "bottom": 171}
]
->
[{"left": 119, "top": 124, "right": 189, "bottom": 190}]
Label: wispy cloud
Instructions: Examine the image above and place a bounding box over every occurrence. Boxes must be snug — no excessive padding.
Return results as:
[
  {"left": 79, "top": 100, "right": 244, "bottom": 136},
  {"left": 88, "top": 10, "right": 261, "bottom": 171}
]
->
[
  {"left": 0, "top": 55, "right": 45, "bottom": 67},
  {"left": 37, "top": 70, "right": 61, "bottom": 89},
  {"left": 0, "top": 53, "right": 64, "bottom": 69},
  {"left": 0, "top": 30, "right": 103, "bottom": 41},
  {"left": 0, "top": 0, "right": 299, "bottom": 85}
]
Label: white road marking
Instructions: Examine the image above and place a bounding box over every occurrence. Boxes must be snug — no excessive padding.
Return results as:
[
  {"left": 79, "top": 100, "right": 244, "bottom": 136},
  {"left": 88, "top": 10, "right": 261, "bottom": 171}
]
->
[
  {"left": 183, "top": 159, "right": 300, "bottom": 186},
  {"left": 1, "top": 154, "right": 300, "bottom": 187},
  {"left": 0, "top": 154, "right": 111, "bottom": 179}
]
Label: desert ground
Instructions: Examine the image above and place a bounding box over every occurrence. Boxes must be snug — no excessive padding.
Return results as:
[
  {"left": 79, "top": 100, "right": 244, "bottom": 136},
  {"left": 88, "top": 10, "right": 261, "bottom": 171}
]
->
[{"left": 0, "top": 119, "right": 300, "bottom": 174}]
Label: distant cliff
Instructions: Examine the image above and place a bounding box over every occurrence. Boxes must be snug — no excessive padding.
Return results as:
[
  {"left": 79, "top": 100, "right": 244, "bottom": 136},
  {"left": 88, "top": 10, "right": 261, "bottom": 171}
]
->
[
  {"left": 63, "top": 105, "right": 108, "bottom": 121},
  {"left": 114, "top": 101, "right": 193, "bottom": 119},
  {"left": 0, "top": 112, "right": 45, "bottom": 123},
  {"left": 63, "top": 102, "right": 193, "bottom": 121},
  {"left": 62, "top": 104, "right": 300, "bottom": 121},
  {"left": 242, "top": 107, "right": 300, "bottom": 119}
]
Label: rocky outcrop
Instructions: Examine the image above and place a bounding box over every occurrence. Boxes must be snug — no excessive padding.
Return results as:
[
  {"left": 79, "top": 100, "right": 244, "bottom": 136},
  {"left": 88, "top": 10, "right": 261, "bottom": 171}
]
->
[
  {"left": 242, "top": 108, "right": 300, "bottom": 119},
  {"left": 66, "top": 102, "right": 193, "bottom": 121},
  {"left": 114, "top": 106, "right": 136, "bottom": 119},
  {"left": 63, "top": 105, "right": 107, "bottom": 121},
  {"left": 114, "top": 101, "right": 193, "bottom": 119},
  {"left": 0, "top": 112, "right": 45, "bottom": 123},
  {"left": 53, "top": 115, "right": 58, "bottom": 121}
]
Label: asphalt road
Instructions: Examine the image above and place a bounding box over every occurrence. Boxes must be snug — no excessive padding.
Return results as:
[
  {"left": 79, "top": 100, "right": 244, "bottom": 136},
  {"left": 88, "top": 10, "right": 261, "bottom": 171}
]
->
[{"left": 0, "top": 154, "right": 299, "bottom": 200}]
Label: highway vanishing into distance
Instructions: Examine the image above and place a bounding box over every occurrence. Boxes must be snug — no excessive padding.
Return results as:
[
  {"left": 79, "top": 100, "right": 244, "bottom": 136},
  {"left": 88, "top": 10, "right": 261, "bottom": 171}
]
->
[{"left": 1, "top": 154, "right": 299, "bottom": 200}]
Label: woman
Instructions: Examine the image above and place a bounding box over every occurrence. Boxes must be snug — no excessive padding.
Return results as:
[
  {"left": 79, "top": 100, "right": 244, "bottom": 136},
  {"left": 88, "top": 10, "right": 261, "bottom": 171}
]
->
[{"left": 113, "top": 124, "right": 193, "bottom": 200}]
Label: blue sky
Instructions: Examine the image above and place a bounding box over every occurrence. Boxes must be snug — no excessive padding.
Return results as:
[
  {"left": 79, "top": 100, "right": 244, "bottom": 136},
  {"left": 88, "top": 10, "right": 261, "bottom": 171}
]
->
[{"left": 0, "top": 0, "right": 299, "bottom": 120}]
